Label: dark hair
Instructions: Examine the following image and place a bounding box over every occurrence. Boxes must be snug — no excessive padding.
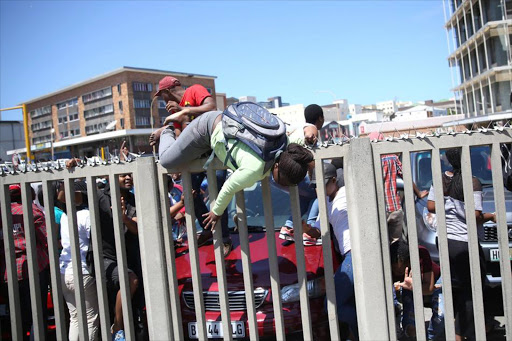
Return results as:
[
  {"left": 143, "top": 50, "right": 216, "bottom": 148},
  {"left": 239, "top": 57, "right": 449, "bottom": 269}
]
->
[
  {"left": 304, "top": 104, "right": 324, "bottom": 125},
  {"left": 444, "top": 148, "right": 465, "bottom": 201},
  {"left": 389, "top": 240, "right": 410, "bottom": 265},
  {"left": 278, "top": 143, "right": 314, "bottom": 184}
]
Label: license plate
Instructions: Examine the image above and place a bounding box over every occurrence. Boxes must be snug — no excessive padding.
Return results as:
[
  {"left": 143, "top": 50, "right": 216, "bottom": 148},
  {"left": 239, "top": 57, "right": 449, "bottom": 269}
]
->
[
  {"left": 490, "top": 248, "right": 512, "bottom": 262},
  {"left": 188, "top": 321, "right": 245, "bottom": 339}
]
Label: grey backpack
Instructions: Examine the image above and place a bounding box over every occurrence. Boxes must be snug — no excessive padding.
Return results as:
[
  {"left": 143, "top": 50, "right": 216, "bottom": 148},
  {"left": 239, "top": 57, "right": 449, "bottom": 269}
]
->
[{"left": 222, "top": 102, "right": 287, "bottom": 173}]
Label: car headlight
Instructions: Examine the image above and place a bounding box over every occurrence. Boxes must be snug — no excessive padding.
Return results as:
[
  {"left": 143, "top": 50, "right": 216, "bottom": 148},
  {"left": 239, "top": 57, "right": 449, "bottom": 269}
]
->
[
  {"left": 281, "top": 277, "right": 326, "bottom": 303},
  {"left": 422, "top": 207, "right": 437, "bottom": 232}
]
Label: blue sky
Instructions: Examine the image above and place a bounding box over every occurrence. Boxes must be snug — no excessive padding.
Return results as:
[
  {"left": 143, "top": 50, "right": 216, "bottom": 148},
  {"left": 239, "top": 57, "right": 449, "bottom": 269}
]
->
[{"left": 0, "top": 1, "right": 453, "bottom": 121}]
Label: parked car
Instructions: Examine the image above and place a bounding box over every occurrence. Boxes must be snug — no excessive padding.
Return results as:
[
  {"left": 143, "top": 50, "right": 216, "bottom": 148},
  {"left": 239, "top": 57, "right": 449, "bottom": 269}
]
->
[
  {"left": 410, "top": 146, "right": 512, "bottom": 288},
  {"left": 173, "top": 180, "right": 334, "bottom": 339}
]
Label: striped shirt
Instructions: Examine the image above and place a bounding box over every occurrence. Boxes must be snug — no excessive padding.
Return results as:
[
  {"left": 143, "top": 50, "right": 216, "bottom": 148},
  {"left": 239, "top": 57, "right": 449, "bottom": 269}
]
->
[
  {"left": 1, "top": 203, "right": 49, "bottom": 282},
  {"left": 381, "top": 154, "right": 403, "bottom": 212}
]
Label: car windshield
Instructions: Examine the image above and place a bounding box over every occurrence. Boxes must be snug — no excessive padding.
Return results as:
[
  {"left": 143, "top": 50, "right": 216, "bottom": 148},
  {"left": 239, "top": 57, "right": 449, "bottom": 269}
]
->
[
  {"left": 226, "top": 181, "right": 292, "bottom": 230},
  {"left": 413, "top": 145, "right": 493, "bottom": 191}
]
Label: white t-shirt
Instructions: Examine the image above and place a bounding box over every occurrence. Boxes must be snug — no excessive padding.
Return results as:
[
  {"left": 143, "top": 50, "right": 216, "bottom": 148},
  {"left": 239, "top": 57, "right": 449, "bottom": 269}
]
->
[
  {"left": 59, "top": 209, "right": 91, "bottom": 275},
  {"left": 427, "top": 173, "right": 483, "bottom": 242},
  {"left": 314, "top": 186, "right": 351, "bottom": 255}
]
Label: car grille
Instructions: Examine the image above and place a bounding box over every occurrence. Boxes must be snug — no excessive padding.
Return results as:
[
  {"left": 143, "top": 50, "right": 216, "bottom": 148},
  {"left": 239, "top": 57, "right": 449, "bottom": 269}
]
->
[
  {"left": 483, "top": 225, "right": 512, "bottom": 242},
  {"left": 182, "top": 289, "right": 268, "bottom": 311}
]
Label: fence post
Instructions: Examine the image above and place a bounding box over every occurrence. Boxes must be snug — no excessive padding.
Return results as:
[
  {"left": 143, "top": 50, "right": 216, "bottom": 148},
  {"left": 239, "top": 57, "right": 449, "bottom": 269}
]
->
[
  {"left": 346, "top": 138, "right": 390, "bottom": 340},
  {"left": 133, "top": 157, "right": 173, "bottom": 340}
]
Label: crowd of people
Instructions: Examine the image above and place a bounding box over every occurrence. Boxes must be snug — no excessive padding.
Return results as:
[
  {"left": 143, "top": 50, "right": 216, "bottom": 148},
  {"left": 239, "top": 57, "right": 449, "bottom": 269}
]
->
[{"left": 0, "top": 75, "right": 507, "bottom": 341}]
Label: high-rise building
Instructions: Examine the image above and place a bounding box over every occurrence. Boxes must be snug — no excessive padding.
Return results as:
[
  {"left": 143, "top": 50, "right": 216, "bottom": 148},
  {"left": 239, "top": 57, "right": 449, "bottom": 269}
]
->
[
  {"left": 444, "top": 0, "right": 512, "bottom": 120},
  {"left": 19, "top": 66, "right": 216, "bottom": 159}
]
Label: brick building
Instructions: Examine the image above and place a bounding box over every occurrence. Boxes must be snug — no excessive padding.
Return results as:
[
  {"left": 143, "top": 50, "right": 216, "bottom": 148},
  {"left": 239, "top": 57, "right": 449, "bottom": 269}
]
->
[{"left": 19, "top": 66, "right": 216, "bottom": 159}]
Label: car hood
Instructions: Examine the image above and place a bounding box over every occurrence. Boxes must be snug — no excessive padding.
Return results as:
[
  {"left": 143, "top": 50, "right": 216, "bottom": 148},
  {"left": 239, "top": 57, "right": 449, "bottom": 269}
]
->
[
  {"left": 481, "top": 187, "right": 512, "bottom": 223},
  {"left": 174, "top": 231, "right": 325, "bottom": 291}
]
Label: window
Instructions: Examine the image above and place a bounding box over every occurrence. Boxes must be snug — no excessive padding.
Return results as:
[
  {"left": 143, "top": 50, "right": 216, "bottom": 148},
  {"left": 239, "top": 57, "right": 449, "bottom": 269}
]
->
[
  {"left": 31, "top": 120, "right": 52, "bottom": 132},
  {"left": 117, "top": 83, "right": 122, "bottom": 95},
  {"left": 132, "top": 82, "right": 153, "bottom": 92},
  {"left": 30, "top": 105, "right": 52, "bottom": 118},
  {"left": 75, "top": 129, "right": 81, "bottom": 136},
  {"left": 158, "top": 100, "right": 166, "bottom": 109},
  {"left": 134, "top": 99, "right": 150, "bottom": 108},
  {"left": 58, "top": 116, "right": 68, "bottom": 124},
  {"left": 135, "top": 116, "right": 151, "bottom": 126},
  {"left": 82, "top": 87, "right": 112, "bottom": 103},
  {"left": 119, "top": 101, "right": 123, "bottom": 113},
  {"left": 84, "top": 104, "right": 114, "bottom": 119},
  {"left": 57, "top": 97, "right": 78, "bottom": 110},
  {"left": 69, "top": 113, "right": 79, "bottom": 121},
  {"left": 85, "top": 122, "right": 109, "bottom": 135},
  {"left": 206, "top": 87, "right": 213, "bottom": 94},
  {"left": 120, "top": 118, "right": 125, "bottom": 129},
  {"left": 32, "top": 135, "right": 51, "bottom": 144}
]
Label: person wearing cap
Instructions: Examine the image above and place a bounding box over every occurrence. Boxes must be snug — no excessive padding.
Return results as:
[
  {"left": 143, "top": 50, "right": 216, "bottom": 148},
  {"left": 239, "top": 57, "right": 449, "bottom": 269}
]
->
[
  {"left": 1, "top": 184, "right": 50, "bottom": 339},
  {"left": 150, "top": 76, "right": 216, "bottom": 139},
  {"left": 309, "top": 163, "right": 359, "bottom": 339},
  {"left": 58, "top": 181, "right": 100, "bottom": 340},
  {"left": 150, "top": 76, "right": 234, "bottom": 256}
]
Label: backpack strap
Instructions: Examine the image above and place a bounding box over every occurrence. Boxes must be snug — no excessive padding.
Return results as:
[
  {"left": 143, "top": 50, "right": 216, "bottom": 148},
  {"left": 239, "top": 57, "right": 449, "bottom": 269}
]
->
[{"left": 224, "top": 140, "right": 239, "bottom": 169}]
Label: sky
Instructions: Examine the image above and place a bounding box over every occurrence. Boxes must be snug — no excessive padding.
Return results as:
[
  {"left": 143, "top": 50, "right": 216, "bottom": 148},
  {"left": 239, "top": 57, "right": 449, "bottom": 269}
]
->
[{"left": 0, "top": 1, "right": 454, "bottom": 121}]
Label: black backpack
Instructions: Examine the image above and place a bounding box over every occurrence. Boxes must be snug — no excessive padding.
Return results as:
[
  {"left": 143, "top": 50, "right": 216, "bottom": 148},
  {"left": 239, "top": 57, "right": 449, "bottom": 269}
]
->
[
  {"left": 222, "top": 102, "right": 287, "bottom": 173},
  {"left": 501, "top": 143, "right": 512, "bottom": 191}
]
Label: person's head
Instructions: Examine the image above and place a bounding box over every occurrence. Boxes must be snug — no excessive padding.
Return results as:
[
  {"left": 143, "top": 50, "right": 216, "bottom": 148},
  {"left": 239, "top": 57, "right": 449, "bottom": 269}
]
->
[
  {"left": 56, "top": 180, "right": 87, "bottom": 207},
  {"left": 118, "top": 173, "right": 133, "bottom": 192},
  {"left": 167, "top": 174, "right": 175, "bottom": 192},
  {"left": 9, "top": 184, "right": 22, "bottom": 203},
  {"left": 446, "top": 148, "right": 462, "bottom": 170},
  {"left": 154, "top": 76, "right": 182, "bottom": 102},
  {"left": 319, "top": 163, "right": 339, "bottom": 199},
  {"left": 304, "top": 104, "right": 325, "bottom": 130},
  {"left": 389, "top": 240, "right": 410, "bottom": 278},
  {"left": 272, "top": 143, "right": 314, "bottom": 187}
]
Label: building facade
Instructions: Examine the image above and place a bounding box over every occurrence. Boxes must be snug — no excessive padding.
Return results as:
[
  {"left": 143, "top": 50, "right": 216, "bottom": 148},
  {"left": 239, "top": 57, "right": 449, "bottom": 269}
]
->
[
  {"left": 0, "top": 121, "right": 24, "bottom": 162},
  {"left": 444, "top": 0, "right": 512, "bottom": 119},
  {"left": 22, "top": 66, "right": 216, "bottom": 159}
]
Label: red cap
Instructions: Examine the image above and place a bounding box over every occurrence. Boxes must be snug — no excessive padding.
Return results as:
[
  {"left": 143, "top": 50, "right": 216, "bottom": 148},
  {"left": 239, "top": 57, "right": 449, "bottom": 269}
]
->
[
  {"left": 9, "top": 184, "right": 21, "bottom": 197},
  {"left": 154, "top": 76, "right": 181, "bottom": 97}
]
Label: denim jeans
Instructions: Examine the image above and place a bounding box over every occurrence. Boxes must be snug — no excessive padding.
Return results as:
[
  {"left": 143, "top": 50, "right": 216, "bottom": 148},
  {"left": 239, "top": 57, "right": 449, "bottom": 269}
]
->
[
  {"left": 399, "top": 277, "right": 444, "bottom": 340},
  {"left": 334, "top": 251, "right": 358, "bottom": 338}
]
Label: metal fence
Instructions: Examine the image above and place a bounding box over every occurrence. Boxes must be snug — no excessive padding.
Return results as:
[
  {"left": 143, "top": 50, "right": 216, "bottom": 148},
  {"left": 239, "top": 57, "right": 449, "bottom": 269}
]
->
[{"left": 0, "top": 128, "right": 511, "bottom": 340}]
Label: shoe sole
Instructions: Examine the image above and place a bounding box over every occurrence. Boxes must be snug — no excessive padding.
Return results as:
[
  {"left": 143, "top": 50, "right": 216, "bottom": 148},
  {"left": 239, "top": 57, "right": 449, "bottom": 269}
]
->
[{"left": 279, "top": 233, "right": 294, "bottom": 241}]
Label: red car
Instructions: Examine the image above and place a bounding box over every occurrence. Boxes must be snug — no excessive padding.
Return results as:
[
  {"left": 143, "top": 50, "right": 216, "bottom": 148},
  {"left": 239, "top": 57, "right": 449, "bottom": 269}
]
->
[{"left": 173, "top": 181, "right": 336, "bottom": 339}]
